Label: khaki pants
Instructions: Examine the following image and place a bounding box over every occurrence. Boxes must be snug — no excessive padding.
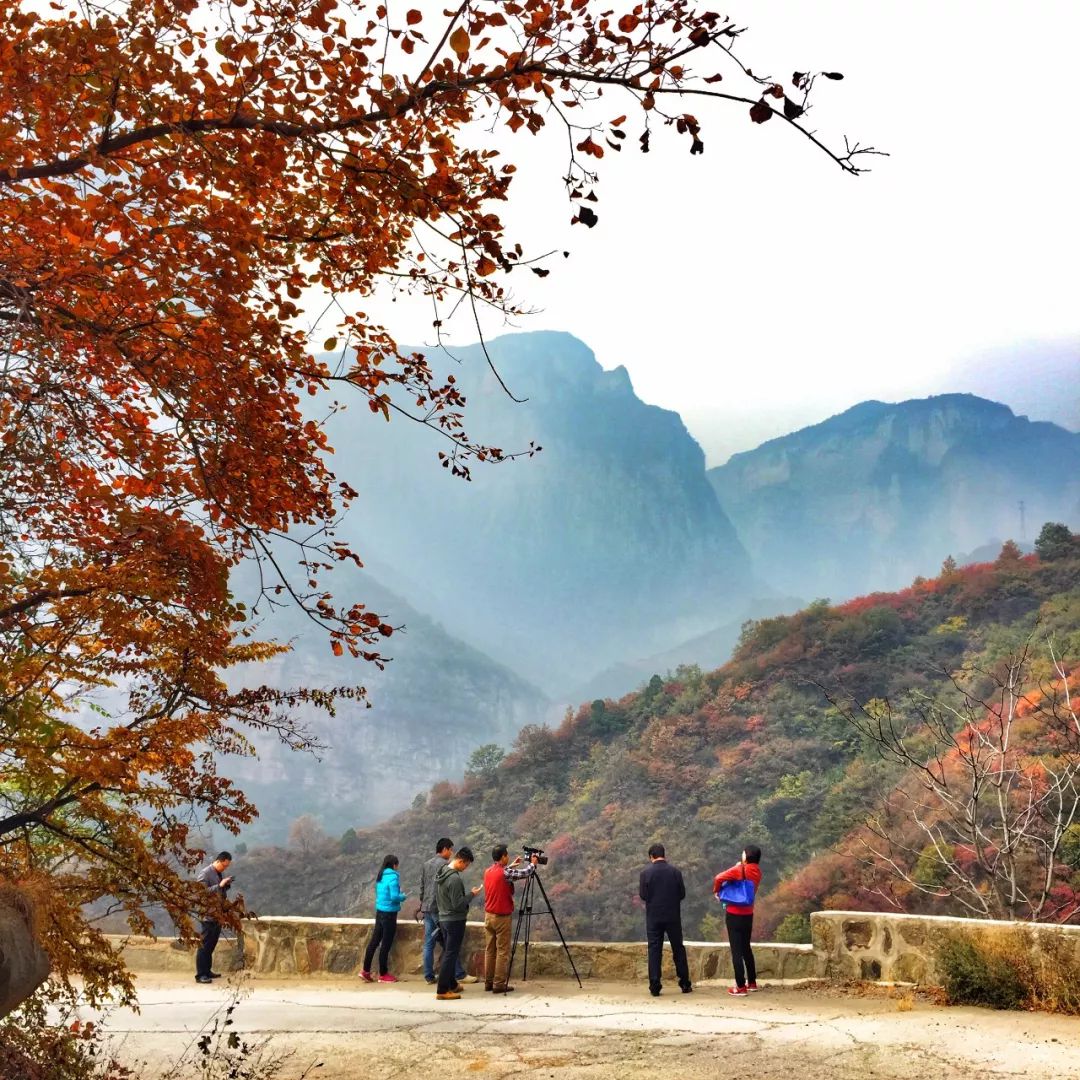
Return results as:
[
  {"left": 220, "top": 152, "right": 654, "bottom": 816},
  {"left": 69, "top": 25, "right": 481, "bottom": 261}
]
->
[{"left": 484, "top": 912, "right": 512, "bottom": 990}]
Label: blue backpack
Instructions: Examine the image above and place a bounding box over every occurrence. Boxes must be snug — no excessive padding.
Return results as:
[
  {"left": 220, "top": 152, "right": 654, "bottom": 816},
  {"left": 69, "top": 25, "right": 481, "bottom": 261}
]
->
[{"left": 716, "top": 864, "right": 755, "bottom": 909}]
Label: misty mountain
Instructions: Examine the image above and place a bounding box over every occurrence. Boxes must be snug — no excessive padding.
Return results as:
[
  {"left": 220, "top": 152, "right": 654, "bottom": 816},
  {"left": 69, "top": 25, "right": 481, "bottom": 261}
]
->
[
  {"left": 326, "top": 331, "right": 755, "bottom": 691},
  {"left": 707, "top": 394, "right": 1080, "bottom": 600},
  {"left": 572, "top": 594, "right": 804, "bottom": 702},
  {"left": 228, "top": 570, "right": 549, "bottom": 843}
]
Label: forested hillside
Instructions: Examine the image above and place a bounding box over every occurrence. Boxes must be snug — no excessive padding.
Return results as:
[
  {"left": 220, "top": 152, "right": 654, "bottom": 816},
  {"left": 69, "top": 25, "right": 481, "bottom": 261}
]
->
[{"left": 240, "top": 535, "right": 1080, "bottom": 940}]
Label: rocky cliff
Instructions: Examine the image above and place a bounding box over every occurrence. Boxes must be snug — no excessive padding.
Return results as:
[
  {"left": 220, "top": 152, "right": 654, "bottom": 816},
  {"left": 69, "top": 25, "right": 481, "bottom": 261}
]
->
[
  {"left": 707, "top": 394, "right": 1080, "bottom": 600},
  {"left": 327, "top": 331, "right": 755, "bottom": 690}
]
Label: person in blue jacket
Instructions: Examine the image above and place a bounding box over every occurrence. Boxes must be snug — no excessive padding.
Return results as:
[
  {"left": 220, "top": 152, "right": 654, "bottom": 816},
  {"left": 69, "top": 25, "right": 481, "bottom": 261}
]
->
[{"left": 360, "top": 854, "right": 408, "bottom": 982}]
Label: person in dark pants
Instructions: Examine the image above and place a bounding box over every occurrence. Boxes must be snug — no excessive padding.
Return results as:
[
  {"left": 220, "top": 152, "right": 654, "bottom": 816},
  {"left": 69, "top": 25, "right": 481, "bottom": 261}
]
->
[
  {"left": 195, "top": 851, "right": 233, "bottom": 984},
  {"left": 638, "top": 843, "right": 692, "bottom": 997},
  {"left": 713, "top": 844, "right": 763, "bottom": 996},
  {"left": 434, "top": 846, "right": 481, "bottom": 1000},
  {"left": 360, "top": 854, "right": 408, "bottom": 983},
  {"left": 418, "top": 837, "right": 472, "bottom": 985}
]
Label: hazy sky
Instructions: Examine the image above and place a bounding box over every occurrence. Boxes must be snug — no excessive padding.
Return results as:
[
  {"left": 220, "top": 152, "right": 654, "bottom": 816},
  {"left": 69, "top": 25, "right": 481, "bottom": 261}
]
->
[{"left": 339, "top": 1, "right": 1080, "bottom": 466}]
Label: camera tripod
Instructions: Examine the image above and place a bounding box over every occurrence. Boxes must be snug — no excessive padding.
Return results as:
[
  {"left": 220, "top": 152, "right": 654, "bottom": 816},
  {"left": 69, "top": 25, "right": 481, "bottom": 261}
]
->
[{"left": 507, "top": 869, "right": 582, "bottom": 988}]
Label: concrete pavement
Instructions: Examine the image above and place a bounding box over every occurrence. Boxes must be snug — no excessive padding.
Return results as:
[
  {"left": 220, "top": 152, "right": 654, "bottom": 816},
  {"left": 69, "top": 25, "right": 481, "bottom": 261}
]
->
[{"left": 82, "top": 974, "right": 1080, "bottom": 1079}]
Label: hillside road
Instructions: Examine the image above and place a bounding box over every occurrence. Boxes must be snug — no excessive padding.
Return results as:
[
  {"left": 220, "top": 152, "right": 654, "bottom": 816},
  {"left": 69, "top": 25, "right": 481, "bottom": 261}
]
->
[{"left": 83, "top": 974, "right": 1080, "bottom": 1079}]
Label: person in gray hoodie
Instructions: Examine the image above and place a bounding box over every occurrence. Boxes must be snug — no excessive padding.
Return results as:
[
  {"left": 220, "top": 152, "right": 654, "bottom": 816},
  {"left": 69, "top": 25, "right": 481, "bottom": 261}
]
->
[
  {"left": 418, "top": 837, "right": 472, "bottom": 985},
  {"left": 434, "top": 846, "right": 480, "bottom": 999}
]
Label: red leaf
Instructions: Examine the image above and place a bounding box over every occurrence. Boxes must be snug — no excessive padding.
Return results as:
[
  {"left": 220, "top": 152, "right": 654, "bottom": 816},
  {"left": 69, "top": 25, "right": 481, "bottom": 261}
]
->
[{"left": 749, "top": 100, "right": 772, "bottom": 124}]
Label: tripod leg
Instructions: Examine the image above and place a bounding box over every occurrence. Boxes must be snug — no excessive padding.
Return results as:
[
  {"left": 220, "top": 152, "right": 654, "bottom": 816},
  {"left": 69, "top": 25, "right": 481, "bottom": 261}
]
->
[
  {"left": 531, "top": 872, "right": 583, "bottom": 989},
  {"left": 522, "top": 875, "right": 532, "bottom": 982},
  {"left": 508, "top": 874, "right": 532, "bottom": 983}
]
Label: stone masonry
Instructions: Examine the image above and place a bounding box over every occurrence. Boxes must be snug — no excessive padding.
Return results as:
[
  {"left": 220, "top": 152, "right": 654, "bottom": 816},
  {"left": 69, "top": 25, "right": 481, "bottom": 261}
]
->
[{"left": 108, "top": 910, "right": 1080, "bottom": 989}]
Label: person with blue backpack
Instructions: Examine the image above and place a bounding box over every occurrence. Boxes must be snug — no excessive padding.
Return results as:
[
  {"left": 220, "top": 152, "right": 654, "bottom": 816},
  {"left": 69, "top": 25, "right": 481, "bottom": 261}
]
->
[
  {"left": 712, "top": 844, "right": 762, "bottom": 996},
  {"left": 360, "top": 854, "right": 408, "bottom": 983}
]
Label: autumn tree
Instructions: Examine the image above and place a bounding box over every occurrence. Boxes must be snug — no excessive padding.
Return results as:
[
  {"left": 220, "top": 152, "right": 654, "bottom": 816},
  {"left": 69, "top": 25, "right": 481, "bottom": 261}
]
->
[
  {"left": 996, "top": 539, "right": 1024, "bottom": 566},
  {"left": 0, "top": 0, "right": 870, "bottom": 1009},
  {"left": 287, "top": 814, "right": 332, "bottom": 855},
  {"left": 830, "top": 641, "right": 1080, "bottom": 922}
]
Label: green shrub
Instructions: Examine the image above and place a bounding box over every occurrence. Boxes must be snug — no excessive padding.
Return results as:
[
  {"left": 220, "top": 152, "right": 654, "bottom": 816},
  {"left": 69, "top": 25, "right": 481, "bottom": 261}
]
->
[
  {"left": 773, "top": 912, "right": 812, "bottom": 944},
  {"left": 938, "top": 936, "right": 1026, "bottom": 1010},
  {"left": 936, "top": 930, "right": 1080, "bottom": 1015}
]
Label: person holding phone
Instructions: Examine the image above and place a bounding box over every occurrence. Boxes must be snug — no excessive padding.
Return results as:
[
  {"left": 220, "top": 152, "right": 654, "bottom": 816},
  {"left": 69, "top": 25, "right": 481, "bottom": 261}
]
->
[
  {"left": 195, "top": 851, "right": 233, "bottom": 984},
  {"left": 433, "top": 847, "right": 482, "bottom": 1000}
]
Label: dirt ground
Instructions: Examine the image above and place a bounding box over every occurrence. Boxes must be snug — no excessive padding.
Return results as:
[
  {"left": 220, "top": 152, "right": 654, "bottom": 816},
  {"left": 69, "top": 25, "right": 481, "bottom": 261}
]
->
[{"left": 89, "top": 974, "right": 1080, "bottom": 1080}]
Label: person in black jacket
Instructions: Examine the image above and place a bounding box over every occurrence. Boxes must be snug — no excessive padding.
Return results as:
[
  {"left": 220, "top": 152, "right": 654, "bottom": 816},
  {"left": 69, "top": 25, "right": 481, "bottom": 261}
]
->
[{"left": 638, "top": 843, "right": 692, "bottom": 997}]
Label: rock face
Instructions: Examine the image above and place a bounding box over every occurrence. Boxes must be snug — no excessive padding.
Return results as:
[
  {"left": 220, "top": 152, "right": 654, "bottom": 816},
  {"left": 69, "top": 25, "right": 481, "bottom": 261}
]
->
[
  {"left": 0, "top": 888, "right": 50, "bottom": 1018},
  {"left": 708, "top": 394, "right": 1080, "bottom": 600},
  {"left": 228, "top": 570, "right": 550, "bottom": 842},
  {"left": 327, "top": 331, "right": 754, "bottom": 691}
]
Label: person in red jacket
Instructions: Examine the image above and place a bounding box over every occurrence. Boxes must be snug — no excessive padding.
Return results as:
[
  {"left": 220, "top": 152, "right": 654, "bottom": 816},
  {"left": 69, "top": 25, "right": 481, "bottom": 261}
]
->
[
  {"left": 712, "top": 844, "right": 762, "bottom": 996},
  {"left": 482, "top": 845, "right": 538, "bottom": 993}
]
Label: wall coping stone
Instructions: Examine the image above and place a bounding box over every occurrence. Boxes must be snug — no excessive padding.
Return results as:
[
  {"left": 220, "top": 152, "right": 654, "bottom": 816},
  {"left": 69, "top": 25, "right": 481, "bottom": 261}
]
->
[{"left": 814, "top": 910, "right": 1080, "bottom": 933}]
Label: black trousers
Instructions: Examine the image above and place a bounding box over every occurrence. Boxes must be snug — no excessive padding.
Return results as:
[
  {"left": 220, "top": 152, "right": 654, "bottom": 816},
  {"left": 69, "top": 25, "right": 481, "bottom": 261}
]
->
[
  {"left": 726, "top": 911, "right": 756, "bottom": 987},
  {"left": 646, "top": 918, "right": 691, "bottom": 992},
  {"left": 436, "top": 919, "right": 466, "bottom": 994},
  {"left": 363, "top": 910, "right": 399, "bottom": 975},
  {"left": 196, "top": 919, "right": 221, "bottom": 978}
]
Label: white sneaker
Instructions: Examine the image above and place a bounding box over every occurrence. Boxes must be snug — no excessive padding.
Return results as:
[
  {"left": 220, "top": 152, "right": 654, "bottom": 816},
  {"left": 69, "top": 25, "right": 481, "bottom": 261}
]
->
[{"left": 458, "top": 974, "right": 479, "bottom": 983}]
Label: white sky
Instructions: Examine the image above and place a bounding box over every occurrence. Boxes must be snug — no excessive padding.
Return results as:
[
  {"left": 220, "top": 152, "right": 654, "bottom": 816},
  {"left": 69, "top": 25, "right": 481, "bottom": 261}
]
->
[{"left": 338, "top": 0, "right": 1080, "bottom": 465}]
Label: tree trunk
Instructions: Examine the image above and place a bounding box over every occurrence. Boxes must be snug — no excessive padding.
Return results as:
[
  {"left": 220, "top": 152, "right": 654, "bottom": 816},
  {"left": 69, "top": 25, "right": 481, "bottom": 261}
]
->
[{"left": 0, "top": 888, "right": 50, "bottom": 1018}]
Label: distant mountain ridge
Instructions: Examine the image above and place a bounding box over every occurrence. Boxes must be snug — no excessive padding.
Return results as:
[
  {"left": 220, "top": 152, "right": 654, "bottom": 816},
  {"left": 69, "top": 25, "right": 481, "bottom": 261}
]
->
[
  {"left": 326, "top": 331, "right": 756, "bottom": 691},
  {"left": 708, "top": 393, "right": 1080, "bottom": 601}
]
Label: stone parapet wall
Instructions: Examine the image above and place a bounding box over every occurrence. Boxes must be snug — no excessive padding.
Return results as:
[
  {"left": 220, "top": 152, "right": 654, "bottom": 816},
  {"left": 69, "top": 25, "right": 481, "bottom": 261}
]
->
[
  {"left": 811, "top": 910, "right": 1080, "bottom": 984},
  {"left": 109, "top": 916, "right": 817, "bottom": 983},
  {"left": 108, "top": 911, "right": 1080, "bottom": 988}
]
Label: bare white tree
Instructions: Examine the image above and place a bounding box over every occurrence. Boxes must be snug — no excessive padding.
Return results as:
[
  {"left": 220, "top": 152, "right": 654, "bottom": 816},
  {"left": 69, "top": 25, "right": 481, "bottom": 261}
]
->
[{"left": 828, "top": 637, "right": 1080, "bottom": 922}]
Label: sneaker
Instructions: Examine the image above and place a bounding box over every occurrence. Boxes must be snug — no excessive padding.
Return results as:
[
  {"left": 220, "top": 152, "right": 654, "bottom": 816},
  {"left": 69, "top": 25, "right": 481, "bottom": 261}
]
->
[
  {"left": 195, "top": 975, "right": 213, "bottom": 984},
  {"left": 727, "top": 986, "right": 748, "bottom": 997},
  {"left": 359, "top": 970, "right": 375, "bottom": 983},
  {"left": 378, "top": 974, "right": 399, "bottom": 983},
  {"left": 747, "top": 982, "right": 760, "bottom": 992},
  {"left": 458, "top": 974, "right": 478, "bottom": 983},
  {"left": 681, "top": 985, "right": 694, "bottom": 994},
  {"left": 436, "top": 991, "right": 461, "bottom": 1000},
  {"left": 424, "top": 976, "right": 437, "bottom": 985}
]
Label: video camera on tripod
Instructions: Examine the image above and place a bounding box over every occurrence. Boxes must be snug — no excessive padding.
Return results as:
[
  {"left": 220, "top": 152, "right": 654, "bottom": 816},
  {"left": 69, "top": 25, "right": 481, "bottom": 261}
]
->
[
  {"left": 508, "top": 841, "right": 581, "bottom": 987},
  {"left": 521, "top": 845, "right": 548, "bottom": 866}
]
